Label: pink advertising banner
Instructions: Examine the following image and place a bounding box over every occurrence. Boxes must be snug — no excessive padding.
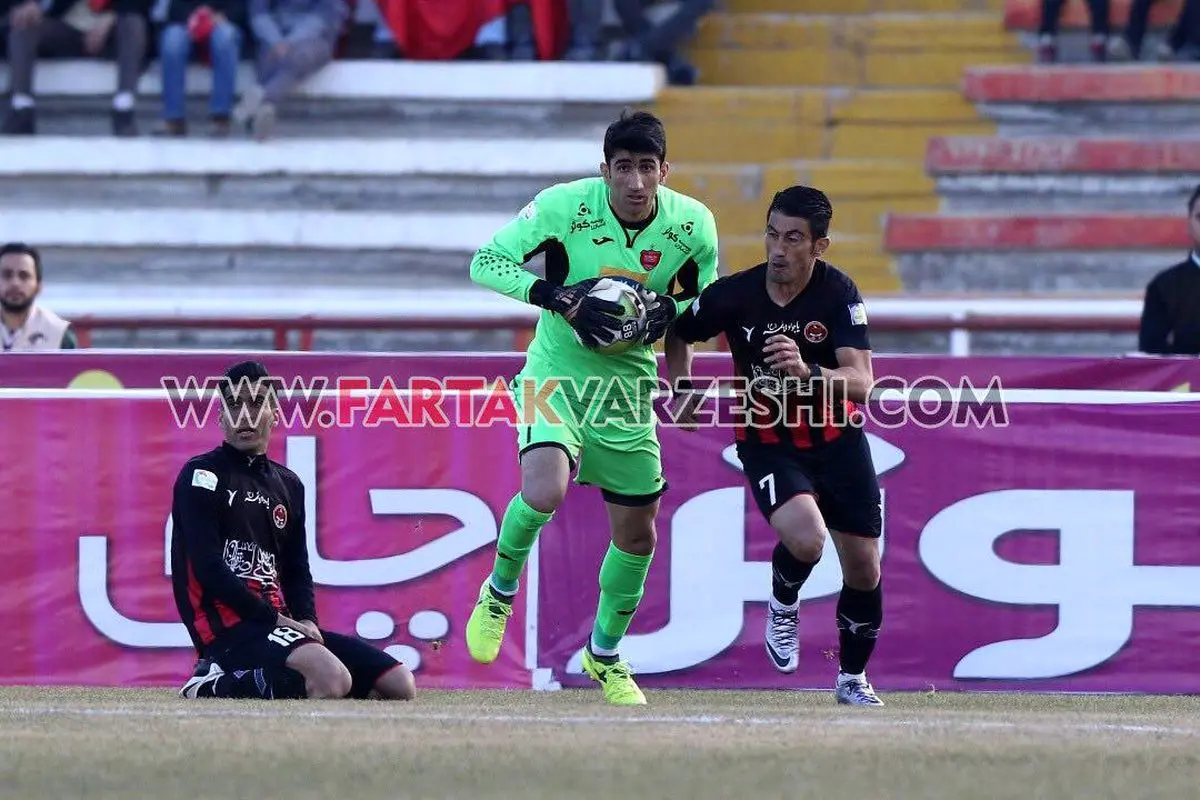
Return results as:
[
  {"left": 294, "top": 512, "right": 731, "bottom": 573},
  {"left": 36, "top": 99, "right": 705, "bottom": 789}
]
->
[
  {"left": 0, "top": 395, "right": 530, "bottom": 689},
  {"left": 2, "top": 354, "right": 1200, "bottom": 693},
  {"left": 2, "top": 349, "right": 1200, "bottom": 392},
  {"left": 542, "top": 403, "right": 1200, "bottom": 692}
]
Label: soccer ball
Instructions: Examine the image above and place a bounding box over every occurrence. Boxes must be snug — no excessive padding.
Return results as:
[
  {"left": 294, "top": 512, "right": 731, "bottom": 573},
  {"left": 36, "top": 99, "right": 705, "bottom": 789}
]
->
[{"left": 575, "top": 277, "right": 648, "bottom": 356}]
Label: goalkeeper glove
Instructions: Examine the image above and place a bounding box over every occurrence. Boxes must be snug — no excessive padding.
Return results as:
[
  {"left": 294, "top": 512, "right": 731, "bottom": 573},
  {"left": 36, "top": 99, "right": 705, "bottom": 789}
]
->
[
  {"left": 529, "top": 278, "right": 624, "bottom": 349},
  {"left": 640, "top": 291, "right": 678, "bottom": 345}
]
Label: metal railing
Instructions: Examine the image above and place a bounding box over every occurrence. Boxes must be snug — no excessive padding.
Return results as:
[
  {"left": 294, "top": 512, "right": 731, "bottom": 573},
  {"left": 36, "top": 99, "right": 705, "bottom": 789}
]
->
[{"left": 67, "top": 312, "right": 1142, "bottom": 356}]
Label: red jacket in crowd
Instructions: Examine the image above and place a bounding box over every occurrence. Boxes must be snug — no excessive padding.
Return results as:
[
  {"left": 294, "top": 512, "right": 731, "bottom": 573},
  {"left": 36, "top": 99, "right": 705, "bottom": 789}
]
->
[{"left": 378, "top": 0, "right": 568, "bottom": 61}]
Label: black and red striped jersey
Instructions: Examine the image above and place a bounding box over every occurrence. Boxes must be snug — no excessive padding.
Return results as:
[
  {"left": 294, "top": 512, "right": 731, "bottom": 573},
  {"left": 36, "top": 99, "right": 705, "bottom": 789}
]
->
[
  {"left": 672, "top": 260, "right": 871, "bottom": 450},
  {"left": 169, "top": 442, "right": 317, "bottom": 652}
]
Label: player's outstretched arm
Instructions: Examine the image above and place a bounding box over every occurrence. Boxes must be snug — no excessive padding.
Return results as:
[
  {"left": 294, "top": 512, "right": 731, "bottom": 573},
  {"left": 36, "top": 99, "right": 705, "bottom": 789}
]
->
[
  {"left": 173, "top": 466, "right": 281, "bottom": 626},
  {"left": 468, "top": 193, "right": 558, "bottom": 305},
  {"left": 469, "top": 188, "right": 623, "bottom": 346}
]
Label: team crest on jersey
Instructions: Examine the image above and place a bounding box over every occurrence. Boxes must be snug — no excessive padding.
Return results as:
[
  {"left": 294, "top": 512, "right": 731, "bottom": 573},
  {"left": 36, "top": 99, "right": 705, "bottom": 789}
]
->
[
  {"left": 640, "top": 249, "right": 662, "bottom": 270},
  {"left": 804, "top": 321, "right": 828, "bottom": 343},
  {"left": 272, "top": 504, "right": 288, "bottom": 529}
]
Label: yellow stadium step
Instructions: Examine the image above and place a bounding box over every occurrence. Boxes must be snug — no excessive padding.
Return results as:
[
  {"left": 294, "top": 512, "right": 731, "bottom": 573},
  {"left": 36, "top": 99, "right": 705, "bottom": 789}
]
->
[
  {"left": 670, "top": 160, "right": 935, "bottom": 235},
  {"left": 807, "top": 160, "right": 935, "bottom": 198},
  {"left": 831, "top": 89, "right": 982, "bottom": 124},
  {"left": 719, "top": 235, "right": 901, "bottom": 293},
  {"left": 831, "top": 121, "right": 994, "bottom": 159},
  {"left": 725, "top": 0, "right": 1003, "bottom": 12},
  {"left": 656, "top": 88, "right": 994, "bottom": 162},
  {"left": 693, "top": 13, "right": 1015, "bottom": 52},
  {"left": 863, "top": 48, "right": 1028, "bottom": 87},
  {"left": 692, "top": 44, "right": 1025, "bottom": 88},
  {"left": 653, "top": 88, "right": 832, "bottom": 162},
  {"left": 721, "top": 235, "right": 879, "bottom": 270},
  {"left": 863, "top": 14, "right": 1014, "bottom": 48}
]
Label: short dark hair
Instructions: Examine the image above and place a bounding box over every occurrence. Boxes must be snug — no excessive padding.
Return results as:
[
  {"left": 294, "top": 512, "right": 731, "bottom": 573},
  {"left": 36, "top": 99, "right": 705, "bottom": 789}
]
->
[
  {"left": 1189, "top": 184, "right": 1200, "bottom": 214},
  {"left": 0, "top": 242, "right": 42, "bottom": 282},
  {"left": 603, "top": 109, "right": 667, "bottom": 164},
  {"left": 219, "top": 360, "right": 277, "bottom": 405},
  {"left": 767, "top": 186, "right": 834, "bottom": 239}
]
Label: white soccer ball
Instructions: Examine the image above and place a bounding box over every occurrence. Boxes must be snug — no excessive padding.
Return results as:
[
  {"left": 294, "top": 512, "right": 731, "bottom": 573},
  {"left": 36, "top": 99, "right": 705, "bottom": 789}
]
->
[{"left": 574, "top": 278, "right": 648, "bottom": 356}]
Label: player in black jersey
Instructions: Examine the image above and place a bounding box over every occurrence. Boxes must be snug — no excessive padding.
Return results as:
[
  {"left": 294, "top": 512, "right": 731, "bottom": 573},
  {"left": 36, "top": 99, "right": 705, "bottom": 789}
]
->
[
  {"left": 171, "top": 360, "right": 416, "bottom": 702},
  {"left": 669, "top": 186, "right": 884, "bottom": 706}
]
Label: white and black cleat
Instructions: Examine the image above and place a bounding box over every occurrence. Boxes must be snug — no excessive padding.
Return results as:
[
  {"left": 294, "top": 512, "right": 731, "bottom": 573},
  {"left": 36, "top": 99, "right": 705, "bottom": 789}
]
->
[
  {"left": 764, "top": 601, "right": 799, "bottom": 674},
  {"left": 179, "top": 658, "right": 224, "bottom": 699},
  {"left": 836, "top": 673, "right": 884, "bottom": 706}
]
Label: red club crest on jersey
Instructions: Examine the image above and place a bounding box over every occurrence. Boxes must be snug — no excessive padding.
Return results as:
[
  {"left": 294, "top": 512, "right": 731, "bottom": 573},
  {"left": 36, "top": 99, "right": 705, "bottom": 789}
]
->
[
  {"left": 272, "top": 504, "right": 288, "bottom": 529},
  {"left": 640, "top": 249, "right": 661, "bottom": 270},
  {"left": 804, "top": 321, "right": 828, "bottom": 343}
]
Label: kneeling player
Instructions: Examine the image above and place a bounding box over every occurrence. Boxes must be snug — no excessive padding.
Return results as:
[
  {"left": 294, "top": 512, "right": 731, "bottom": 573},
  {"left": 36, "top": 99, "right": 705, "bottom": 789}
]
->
[
  {"left": 171, "top": 360, "right": 416, "bottom": 701},
  {"left": 669, "top": 186, "right": 884, "bottom": 706}
]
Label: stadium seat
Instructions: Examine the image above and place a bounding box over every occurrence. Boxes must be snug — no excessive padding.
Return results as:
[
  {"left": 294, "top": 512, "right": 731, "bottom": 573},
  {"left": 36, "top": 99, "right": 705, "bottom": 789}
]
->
[
  {"left": 885, "top": 65, "right": 1200, "bottom": 296},
  {"left": 657, "top": 0, "right": 1026, "bottom": 295}
]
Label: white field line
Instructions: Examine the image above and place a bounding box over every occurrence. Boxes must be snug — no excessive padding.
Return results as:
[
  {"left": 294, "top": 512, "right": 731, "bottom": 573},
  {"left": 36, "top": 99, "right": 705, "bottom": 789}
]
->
[{"left": 3, "top": 704, "right": 1199, "bottom": 738}]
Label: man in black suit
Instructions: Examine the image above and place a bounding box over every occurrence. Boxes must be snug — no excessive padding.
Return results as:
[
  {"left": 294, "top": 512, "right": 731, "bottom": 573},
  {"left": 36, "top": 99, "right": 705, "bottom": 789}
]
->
[{"left": 1139, "top": 184, "right": 1200, "bottom": 356}]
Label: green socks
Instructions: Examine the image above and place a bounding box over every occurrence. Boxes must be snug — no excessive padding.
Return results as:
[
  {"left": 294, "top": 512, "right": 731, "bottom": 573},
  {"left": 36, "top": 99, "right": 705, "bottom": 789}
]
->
[
  {"left": 489, "top": 494, "right": 655, "bottom": 661},
  {"left": 590, "top": 542, "right": 654, "bottom": 656},
  {"left": 489, "top": 493, "right": 553, "bottom": 596}
]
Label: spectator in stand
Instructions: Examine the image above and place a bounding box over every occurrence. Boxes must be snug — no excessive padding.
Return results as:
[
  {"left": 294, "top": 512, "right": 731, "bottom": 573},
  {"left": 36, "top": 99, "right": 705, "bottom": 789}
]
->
[
  {"left": 0, "top": 242, "right": 77, "bottom": 351},
  {"left": 1138, "top": 185, "right": 1200, "bottom": 356},
  {"left": 368, "top": 0, "right": 564, "bottom": 61},
  {"left": 231, "top": 0, "right": 346, "bottom": 139},
  {"left": 1037, "top": 0, "right": 1110, "bottom": 62},
  {"left": 151, "top": 0, "right": 246, "bottom": 137},
  {"left": 561, "top": 0, "right": 601, "bottom": 61},
  {"left": 1, "top": 0, "right": 148, "bottom": 135},
  {"left": 1108, "top": 0, "right": 1200, "bottom": 61},
  {"left": 612, "top": 0, "right": 713, "bottom": 85}
]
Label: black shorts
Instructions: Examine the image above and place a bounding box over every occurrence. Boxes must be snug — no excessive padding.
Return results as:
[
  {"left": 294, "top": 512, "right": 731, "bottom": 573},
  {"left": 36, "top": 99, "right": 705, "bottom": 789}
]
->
[
  {"left": 738, "top": 430, "right": 881, "bottom": 538},
  {"left": 207, "top": 621, "right": 404, "bottom": 699}
]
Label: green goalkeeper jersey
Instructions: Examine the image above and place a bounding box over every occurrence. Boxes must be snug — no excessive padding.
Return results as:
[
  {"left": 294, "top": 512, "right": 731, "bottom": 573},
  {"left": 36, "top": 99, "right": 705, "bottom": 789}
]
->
[{"left": 469, "top": 177, "right": 720, "bottom": 395}]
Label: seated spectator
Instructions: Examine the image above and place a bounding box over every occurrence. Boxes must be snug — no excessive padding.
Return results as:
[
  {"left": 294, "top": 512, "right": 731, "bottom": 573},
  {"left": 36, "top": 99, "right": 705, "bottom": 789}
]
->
[
  {"left": 1108, "top": 0, "right": 1200, "bottom": 61},
  {"left": 0, "top": 242, "right": 77, "bottom": 351},
  {"left": 1037, "top": 0, "right": 1110, "bottom": 62},
  {"left": 231, "top": 0, "right": 346, "bottom": 139},
  {"left": 562, "top": 0, "right": 601, "bottom": 61},
  {"left": 152, "top": 0, "right": 246, "bottom": 137},
  {"left": 613, "top": 0, "right": 713, "bottom": 85},
  {"left": 368, "top": 0, "right": 564, "bottom": 61},
  {"left": 1, "top": 0, "right": 148, "bottom": 136}
]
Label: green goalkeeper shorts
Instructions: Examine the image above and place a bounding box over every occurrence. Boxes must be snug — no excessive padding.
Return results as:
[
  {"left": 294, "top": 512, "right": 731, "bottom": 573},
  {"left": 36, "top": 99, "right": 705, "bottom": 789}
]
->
[{"left": 510, "top": 373, "right": 667, "bottom": 506}]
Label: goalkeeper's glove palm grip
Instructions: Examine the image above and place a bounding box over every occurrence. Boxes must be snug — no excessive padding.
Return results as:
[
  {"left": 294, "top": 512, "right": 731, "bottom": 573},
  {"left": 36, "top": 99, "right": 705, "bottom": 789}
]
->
[
  {"left": 530, "top": 278, "right": 624, "bottom": 348},
  {"left": 641, "top": 291, "right": 678, "bottom": 345}
]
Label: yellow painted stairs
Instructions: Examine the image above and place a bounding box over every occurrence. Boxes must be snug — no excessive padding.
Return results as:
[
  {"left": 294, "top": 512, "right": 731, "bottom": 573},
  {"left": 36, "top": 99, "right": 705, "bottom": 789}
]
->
[{"left": 653, "top": 0, "right": 1029, "bottom": 293}]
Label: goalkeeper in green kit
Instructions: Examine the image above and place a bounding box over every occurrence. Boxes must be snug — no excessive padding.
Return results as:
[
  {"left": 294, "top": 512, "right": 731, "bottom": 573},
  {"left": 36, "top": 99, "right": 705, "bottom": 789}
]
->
[{"left": 465, "top": 110, "right": 720, "bottom": 705}]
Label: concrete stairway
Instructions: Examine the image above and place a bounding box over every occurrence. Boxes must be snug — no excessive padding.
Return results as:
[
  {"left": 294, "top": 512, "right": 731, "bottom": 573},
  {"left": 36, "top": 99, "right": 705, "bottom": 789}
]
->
[
  {"left": 0, "top": 60, "right": 664, "bottom": 351},
  {"left": 886, "top": 64, "right": 1200, "bottom": 294},
  {"left": 652, "top": 0, "right": 1027, "bottom": 293}
]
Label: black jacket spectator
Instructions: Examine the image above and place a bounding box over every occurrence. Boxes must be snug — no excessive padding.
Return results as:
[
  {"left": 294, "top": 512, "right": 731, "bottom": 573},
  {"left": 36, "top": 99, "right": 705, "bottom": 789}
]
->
[{"left": 1139, "top": 255, "right": 1200, "bottom": 355}]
